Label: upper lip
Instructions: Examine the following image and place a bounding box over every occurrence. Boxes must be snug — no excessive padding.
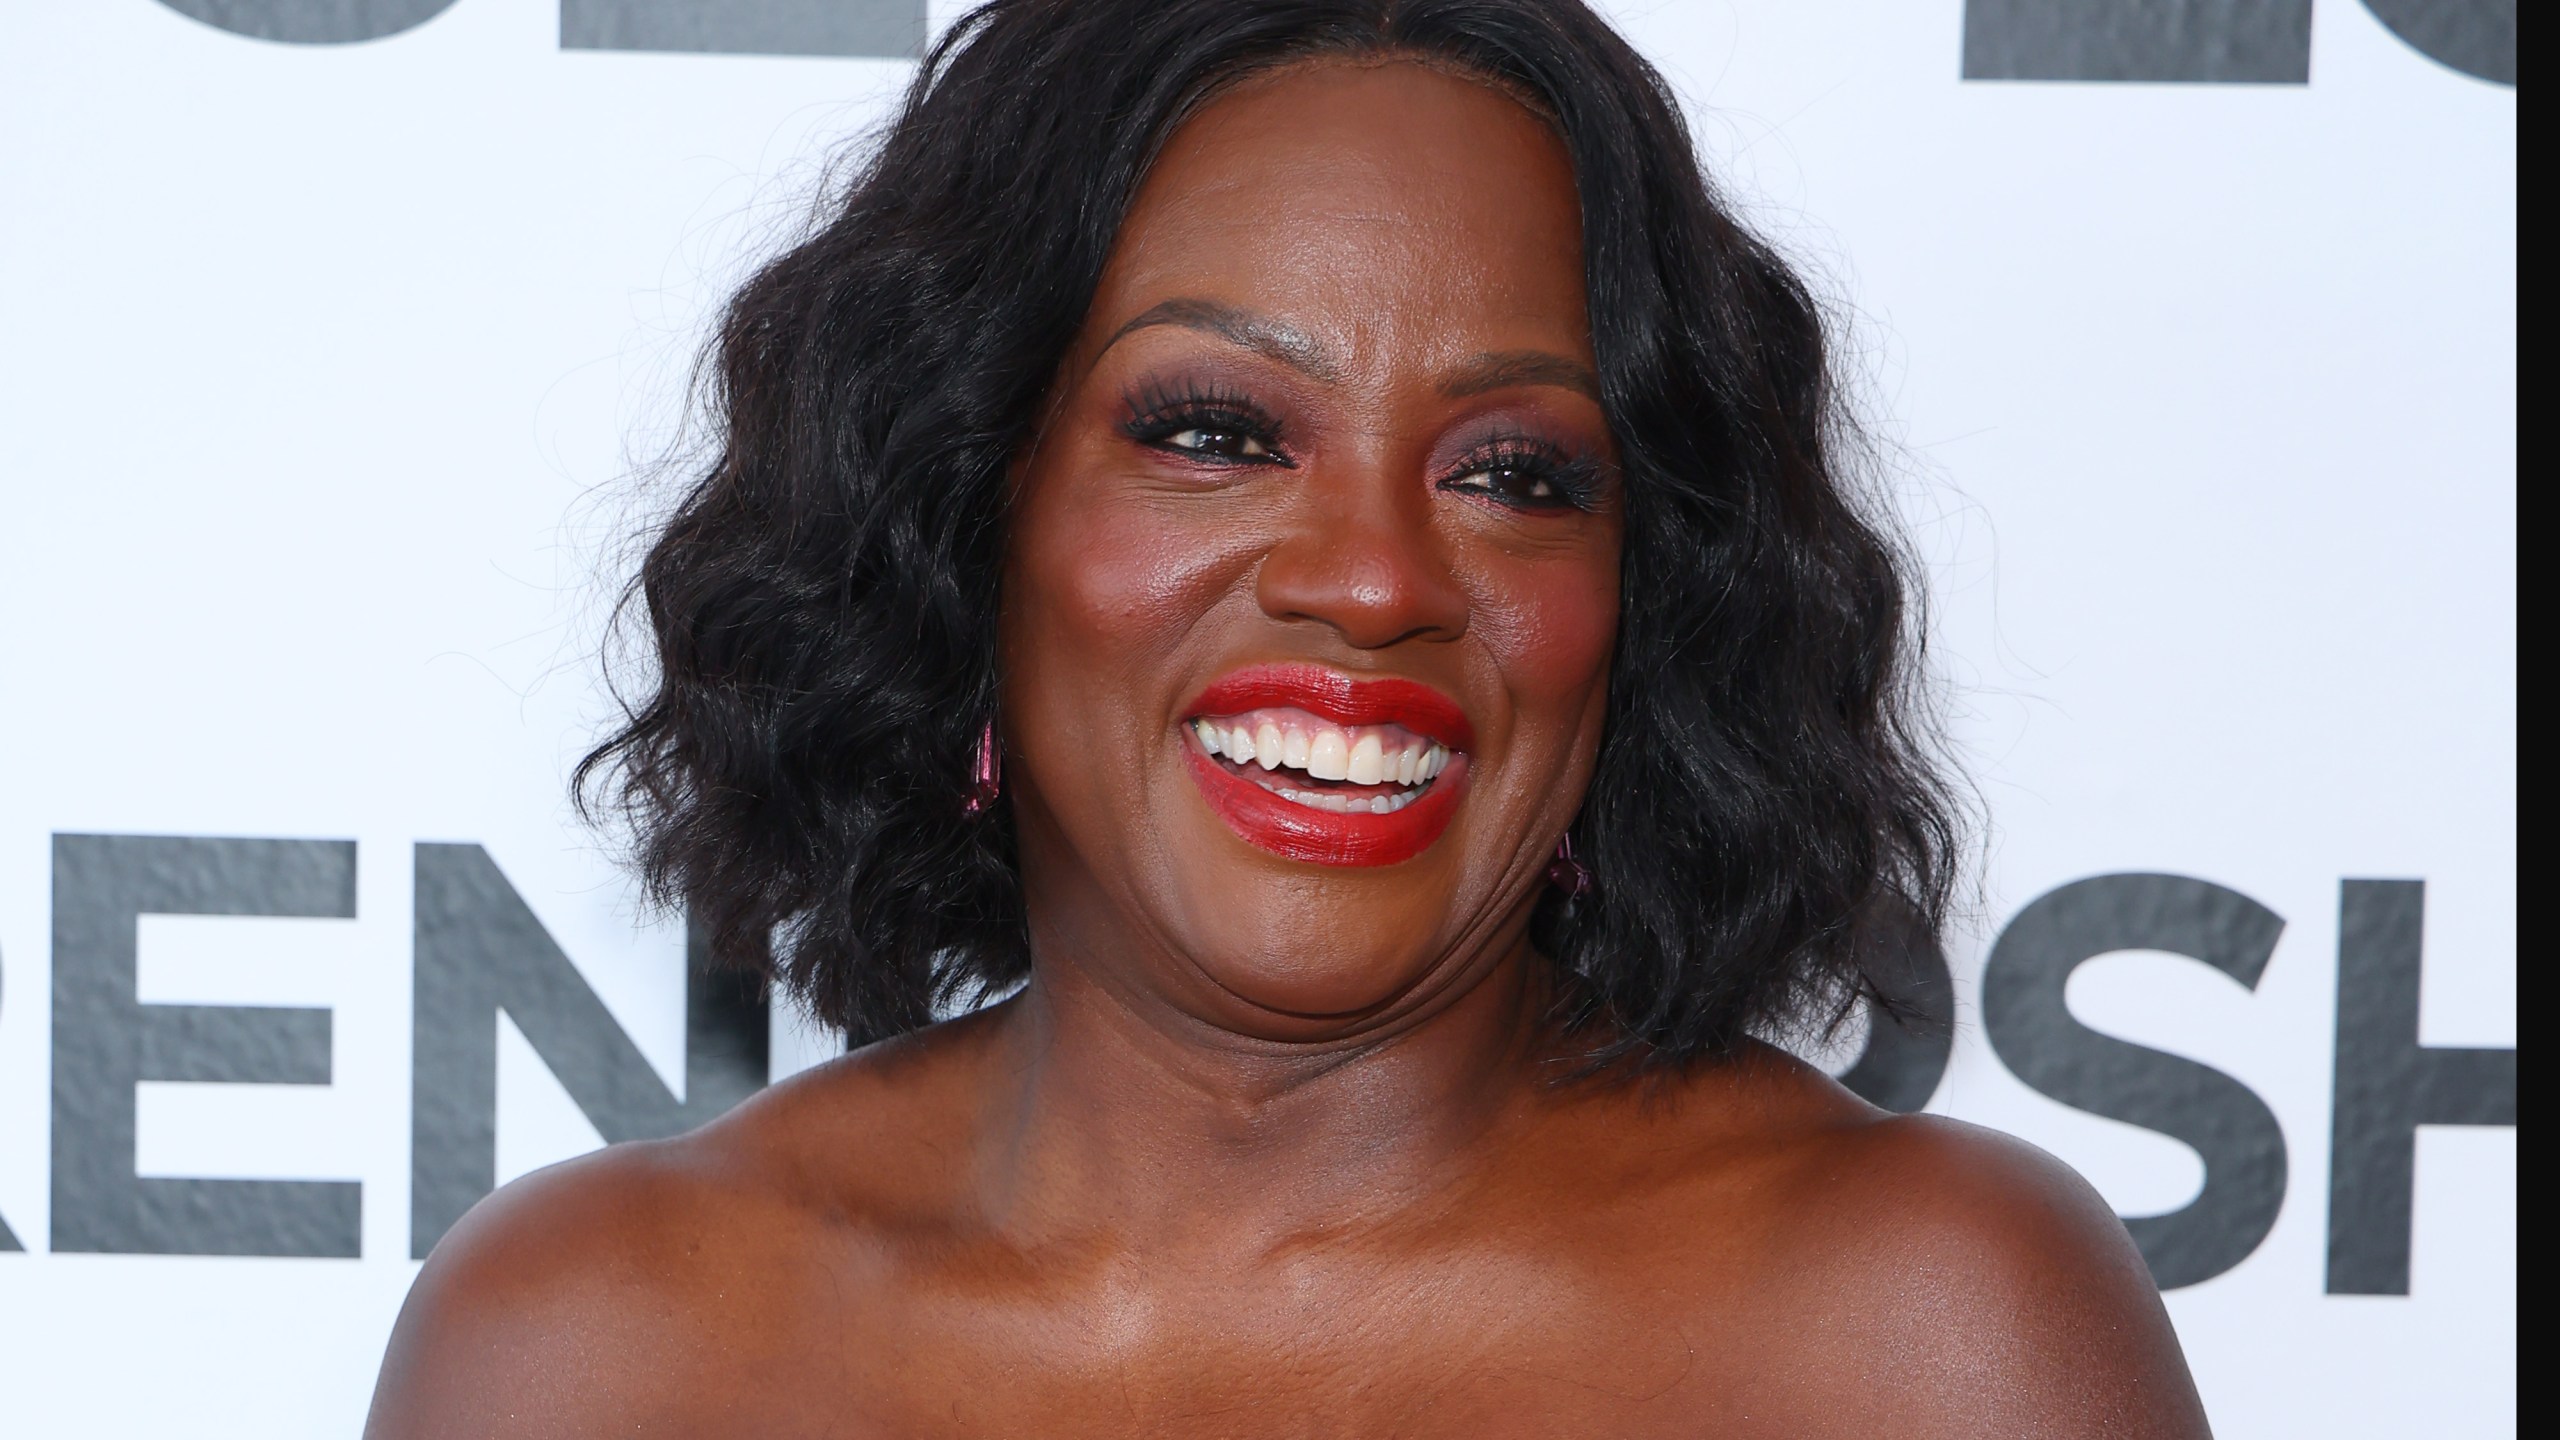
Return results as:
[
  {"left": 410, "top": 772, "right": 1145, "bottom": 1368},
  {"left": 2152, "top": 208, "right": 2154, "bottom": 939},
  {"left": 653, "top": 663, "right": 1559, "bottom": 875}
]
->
[{"left": 1184, "top": 663, "right": 1476, "bottom": 753}]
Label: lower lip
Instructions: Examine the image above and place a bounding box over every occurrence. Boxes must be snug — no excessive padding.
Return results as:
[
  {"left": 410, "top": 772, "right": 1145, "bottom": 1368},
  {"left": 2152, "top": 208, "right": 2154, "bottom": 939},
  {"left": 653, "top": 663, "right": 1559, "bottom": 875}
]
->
[{"left": 1182, "top": 742, "right": 1469, "bottom": 867}]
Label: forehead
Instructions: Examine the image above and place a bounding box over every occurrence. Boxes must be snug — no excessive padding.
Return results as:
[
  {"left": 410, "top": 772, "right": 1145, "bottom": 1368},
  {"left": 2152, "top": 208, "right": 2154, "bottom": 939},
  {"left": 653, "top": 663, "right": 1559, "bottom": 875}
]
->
[{"left": 1090, "top": 59, "right": 1590, "bottom": 365}]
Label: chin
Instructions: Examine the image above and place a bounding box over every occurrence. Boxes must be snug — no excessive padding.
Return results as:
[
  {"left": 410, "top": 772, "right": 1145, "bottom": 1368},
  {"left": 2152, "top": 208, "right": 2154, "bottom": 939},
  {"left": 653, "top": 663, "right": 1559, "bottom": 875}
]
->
[{"left": 1154, "top": 867, "right": 1477, "bottom": 1029}]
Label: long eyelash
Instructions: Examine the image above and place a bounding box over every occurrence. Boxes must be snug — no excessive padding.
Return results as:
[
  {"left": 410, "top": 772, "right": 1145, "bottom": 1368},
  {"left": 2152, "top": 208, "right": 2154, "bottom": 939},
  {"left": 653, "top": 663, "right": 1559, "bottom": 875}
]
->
[
  {"left": 1119, "top": 379, "right": 1286, "bottom": 452},
  {"left": 1448, "top": 433, "right": 1607, "bottom": 512}
]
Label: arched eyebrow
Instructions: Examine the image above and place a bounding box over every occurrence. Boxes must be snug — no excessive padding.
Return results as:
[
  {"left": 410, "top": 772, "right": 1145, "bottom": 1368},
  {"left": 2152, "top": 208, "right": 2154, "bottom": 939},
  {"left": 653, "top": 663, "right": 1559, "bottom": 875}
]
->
[
  {"left": 1099, "top": 297, "right": 1339, "bottom": 381},
  {"left": 1439, "top": 350, "right": 1601, "bottom": 401},
  {"left": 1095, "top": 301, "right": 1599, "bottom": 402}
]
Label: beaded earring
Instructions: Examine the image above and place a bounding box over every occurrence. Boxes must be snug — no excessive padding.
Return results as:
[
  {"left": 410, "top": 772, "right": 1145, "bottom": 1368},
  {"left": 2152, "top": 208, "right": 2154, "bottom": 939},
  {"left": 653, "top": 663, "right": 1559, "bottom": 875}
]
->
[
  {"left": 1545, "top": 833, "right": 1593, "bottom": 898},
  {"left": 963, "top": 721, "right": 1002, "bottom": 815}
]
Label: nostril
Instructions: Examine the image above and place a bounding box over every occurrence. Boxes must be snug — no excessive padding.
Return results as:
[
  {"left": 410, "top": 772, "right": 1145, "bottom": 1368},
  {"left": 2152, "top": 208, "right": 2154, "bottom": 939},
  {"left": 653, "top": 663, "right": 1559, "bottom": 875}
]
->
[{"left": 1253, "top": 528, "right": 1469, "bottom": 649}]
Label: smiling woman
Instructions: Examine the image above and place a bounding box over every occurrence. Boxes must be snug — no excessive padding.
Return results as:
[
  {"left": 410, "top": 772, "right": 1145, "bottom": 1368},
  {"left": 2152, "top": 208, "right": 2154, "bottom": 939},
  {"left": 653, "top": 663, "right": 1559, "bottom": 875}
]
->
[{"left": 364, "top": 1, "right": 2209, "bottom": 1435}]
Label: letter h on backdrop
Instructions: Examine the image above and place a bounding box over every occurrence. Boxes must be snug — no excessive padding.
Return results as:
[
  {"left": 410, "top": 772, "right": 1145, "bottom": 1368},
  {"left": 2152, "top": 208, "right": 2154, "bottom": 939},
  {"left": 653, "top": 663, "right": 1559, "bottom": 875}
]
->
[{"left": 2326, "top": 881, "right": 2516, "bottom": 1294}]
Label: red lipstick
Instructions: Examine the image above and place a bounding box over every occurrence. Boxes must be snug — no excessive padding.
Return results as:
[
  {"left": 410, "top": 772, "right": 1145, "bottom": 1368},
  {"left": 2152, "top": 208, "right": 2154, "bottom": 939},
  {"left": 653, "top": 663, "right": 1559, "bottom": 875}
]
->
[
  {"left": 1189, "top": 665, "right": 1475, "bottom": 752},
  {"left": 1180, "top": 664, "right": 1473, "bottom": 867}
]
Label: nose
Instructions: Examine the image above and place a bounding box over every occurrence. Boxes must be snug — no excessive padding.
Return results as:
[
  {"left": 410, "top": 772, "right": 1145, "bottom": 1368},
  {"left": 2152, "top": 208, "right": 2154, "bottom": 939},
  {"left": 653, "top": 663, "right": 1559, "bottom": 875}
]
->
[{"left": 1254, "top": 463, "right": 1469, "bottom": 650}]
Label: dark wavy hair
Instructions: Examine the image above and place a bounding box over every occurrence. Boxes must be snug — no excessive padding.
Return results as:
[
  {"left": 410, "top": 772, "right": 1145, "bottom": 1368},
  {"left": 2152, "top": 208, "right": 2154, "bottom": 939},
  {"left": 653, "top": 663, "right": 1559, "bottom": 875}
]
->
[{"left": 580, "top": 0, "right": 1962, "bottom": 1066}]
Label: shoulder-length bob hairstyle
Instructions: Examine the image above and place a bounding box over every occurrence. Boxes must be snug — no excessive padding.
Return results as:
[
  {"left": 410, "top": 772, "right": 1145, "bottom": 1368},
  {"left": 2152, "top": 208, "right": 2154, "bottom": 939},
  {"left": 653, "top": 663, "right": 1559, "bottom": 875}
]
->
[{"left": 582, "top": 0, "right": 1962, "bottom": 1065}]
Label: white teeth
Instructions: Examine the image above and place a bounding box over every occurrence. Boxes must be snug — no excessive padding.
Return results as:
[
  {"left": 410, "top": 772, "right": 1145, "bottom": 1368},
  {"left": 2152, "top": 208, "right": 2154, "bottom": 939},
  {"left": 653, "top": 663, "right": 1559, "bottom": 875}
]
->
[
  {"left": 1346, "top": 733, "right": 1385, "bottom": 785},
  {"left": 1271, "top": 787, "right": 1422, "bottom": 815},
  {"left": 1305, "top": 729, "right": 1350, "bottom": 781},
  {"left": 1193, "top": 708, "right": 1457, "bottom": 815}
]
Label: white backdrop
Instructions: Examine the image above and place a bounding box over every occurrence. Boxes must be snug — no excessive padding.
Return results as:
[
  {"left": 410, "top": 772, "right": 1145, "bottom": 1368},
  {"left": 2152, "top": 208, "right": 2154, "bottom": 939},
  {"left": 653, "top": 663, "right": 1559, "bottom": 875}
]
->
[{"left": 0, "top": 1, "right": 2514, "bottom": 1434}]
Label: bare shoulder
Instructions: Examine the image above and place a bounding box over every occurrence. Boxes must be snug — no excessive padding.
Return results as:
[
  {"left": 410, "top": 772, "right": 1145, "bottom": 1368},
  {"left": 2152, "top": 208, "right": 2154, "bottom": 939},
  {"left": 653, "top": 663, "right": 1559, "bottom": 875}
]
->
[
  {"left": 363, "top": 1130, "right": 754, "bottom": 1437},
  {"left": 1633, "top": 1048, "right": 2213, "bottom": 1437},
  {"left": 363, "top": 1012, "right": 1000, "bottom": 1439},
  {"left": 1805, "top": 1109, "right": 2208, "bottom": 1433}
]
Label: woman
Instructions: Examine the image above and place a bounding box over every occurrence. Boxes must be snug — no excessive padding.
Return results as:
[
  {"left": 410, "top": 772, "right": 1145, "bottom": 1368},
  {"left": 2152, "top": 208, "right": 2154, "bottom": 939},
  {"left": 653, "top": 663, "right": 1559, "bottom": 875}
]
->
[{"left": 369, "top": 0, "right": 2207, "bottom": 1433}]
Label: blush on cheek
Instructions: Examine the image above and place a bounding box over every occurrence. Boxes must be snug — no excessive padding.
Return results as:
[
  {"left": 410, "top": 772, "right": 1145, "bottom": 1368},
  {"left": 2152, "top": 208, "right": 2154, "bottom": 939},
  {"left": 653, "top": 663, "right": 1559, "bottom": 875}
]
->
[
  {"left": 1029, "top": 507, "right": 1258, "bottom": 665},
  {"left": 1008, "top": 466, "right": 1228, "bottom": 632},
  {"left": 1002, "top": 467, "right": 1280, "bottom": 759},
  {"left": 1483, "top": 562, "right": 1620, "bottom": 712}
]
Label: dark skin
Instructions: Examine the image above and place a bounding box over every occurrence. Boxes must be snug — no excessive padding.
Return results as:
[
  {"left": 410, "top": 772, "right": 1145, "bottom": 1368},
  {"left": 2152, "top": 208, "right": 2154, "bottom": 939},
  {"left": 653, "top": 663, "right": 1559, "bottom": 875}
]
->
[{"left": 368, "top": 62, "right": 2209, "bottom": 1438}]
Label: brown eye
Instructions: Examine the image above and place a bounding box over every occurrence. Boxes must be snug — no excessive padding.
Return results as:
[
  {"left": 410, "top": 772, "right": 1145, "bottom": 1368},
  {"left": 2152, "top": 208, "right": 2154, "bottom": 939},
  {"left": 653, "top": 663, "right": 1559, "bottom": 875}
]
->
[
  {"left": 1438, "top": 439, "right": 1601, "bottom": 513},
  {"left": 1120, "top": 383, "right": 1290, "bottom": 465},
  {"left": 1163, "top": 426, "right": 1273, "bottom": 460},
  {"left": 1456, "top": 462, "right": 1560, "bottom": 503}
]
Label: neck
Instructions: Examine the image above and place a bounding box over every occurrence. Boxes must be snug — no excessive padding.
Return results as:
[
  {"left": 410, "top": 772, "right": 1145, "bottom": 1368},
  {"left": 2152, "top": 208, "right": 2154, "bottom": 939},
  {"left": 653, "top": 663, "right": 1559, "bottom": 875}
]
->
[{"left": 968, "top": 919, "right": 1551, "bottom": 1250}]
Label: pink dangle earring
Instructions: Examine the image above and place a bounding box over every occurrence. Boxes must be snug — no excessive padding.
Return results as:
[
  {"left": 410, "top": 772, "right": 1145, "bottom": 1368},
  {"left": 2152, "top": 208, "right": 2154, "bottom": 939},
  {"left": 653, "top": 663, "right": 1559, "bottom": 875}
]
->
[
  {"left": 1545, "top": 833, "right": 1593, "bottom": 899},
  {"left": 963, "top": 721, "right": 1002, "bottom": 815}
]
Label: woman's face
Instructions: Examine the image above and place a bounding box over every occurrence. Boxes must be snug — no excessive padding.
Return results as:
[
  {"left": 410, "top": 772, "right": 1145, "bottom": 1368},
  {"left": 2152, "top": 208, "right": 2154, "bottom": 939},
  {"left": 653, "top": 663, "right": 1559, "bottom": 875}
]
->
[{"left": 1001, "top": 60, "right": 1621, "bottom": 1038}]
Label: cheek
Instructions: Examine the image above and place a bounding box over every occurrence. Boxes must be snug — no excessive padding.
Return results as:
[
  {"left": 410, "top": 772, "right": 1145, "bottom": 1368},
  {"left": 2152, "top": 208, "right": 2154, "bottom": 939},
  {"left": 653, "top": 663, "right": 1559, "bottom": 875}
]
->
[
  {"left": 1002, "top": 476, "right": 1262, "bottom": 726},
  {"left": 1471, "top": 542, "right": 1621, "bottom": 724}
]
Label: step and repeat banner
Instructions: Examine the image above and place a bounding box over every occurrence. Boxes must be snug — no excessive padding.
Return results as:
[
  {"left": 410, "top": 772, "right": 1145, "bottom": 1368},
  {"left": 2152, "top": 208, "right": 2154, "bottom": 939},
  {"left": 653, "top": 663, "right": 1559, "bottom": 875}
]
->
[{"left": 0, "top": 1, "right": 2514, "bottom": 1434}]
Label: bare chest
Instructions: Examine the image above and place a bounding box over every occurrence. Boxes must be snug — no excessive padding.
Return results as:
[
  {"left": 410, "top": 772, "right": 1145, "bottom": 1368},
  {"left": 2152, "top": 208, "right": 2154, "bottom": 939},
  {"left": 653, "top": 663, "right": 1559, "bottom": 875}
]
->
[{"left": 692, "top": 1243, "right": 1794, "bottom": 1439}]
